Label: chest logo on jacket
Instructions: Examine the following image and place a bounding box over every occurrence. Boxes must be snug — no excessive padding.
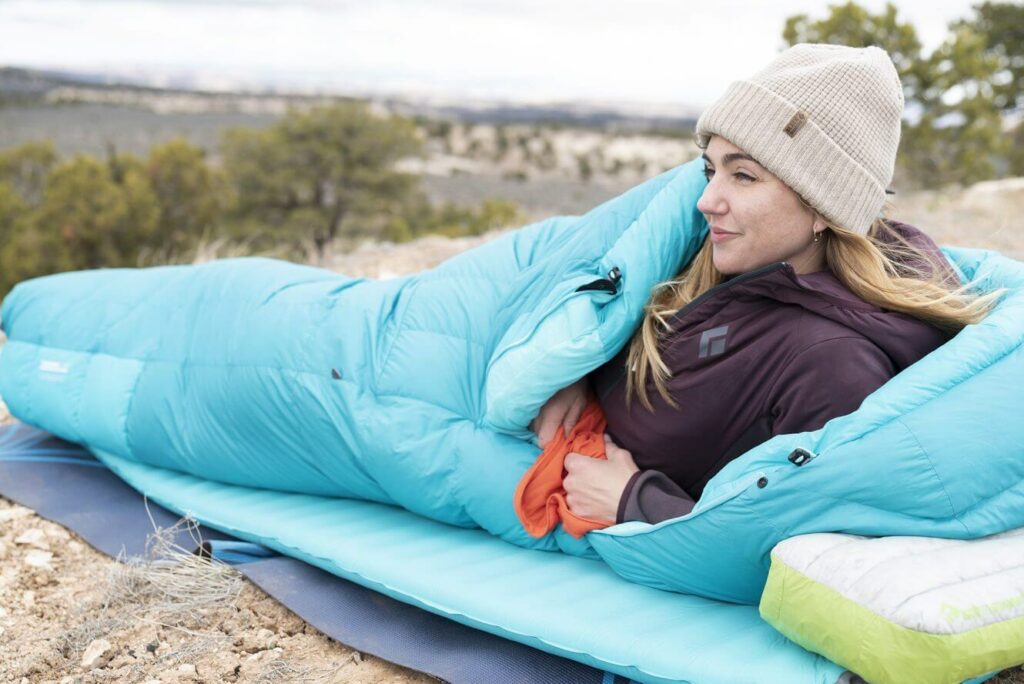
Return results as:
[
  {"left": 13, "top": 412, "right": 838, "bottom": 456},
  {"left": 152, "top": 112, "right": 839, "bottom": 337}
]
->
[{"left": 698, "top": 325, "right": 730, "bottom": 359}]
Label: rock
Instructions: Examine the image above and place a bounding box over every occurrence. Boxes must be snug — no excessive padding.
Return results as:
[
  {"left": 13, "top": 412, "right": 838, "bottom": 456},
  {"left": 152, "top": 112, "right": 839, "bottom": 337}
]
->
[
  {"left": 108, "top": 653, "right": 135, "bottom": 670},
  {"left": 258, "top": 627, "right": 277, "bottom": 649},
  {"left": 351, "top": 650, "right": 362, "bottom": 665},
  {"left": 24, "top": 549, "right": 54, "bottom": 569},
  {"left": 0, "top": 506, "right": 31, "bottom": 522},
  {"left": 239, "top": 627, "right": 277, "bottom": 652},
  {"left": 175, "top": 663, "right": 197, "bottom": 680},
  {"left": 0, "top": 570, "right": 16, "bottom": 594},
  {"left": 22, "top": 590, "right": 35, "bottom": 608},
  {"left": 24, "top": 550, "right": 53, "bottom": 569},
  {"left": 0, "top": 541, "right": 8, "bottom": 560},
  {"left": 81, "top": 638, "right": 113, "bottom": 670},
  {"left": 14, "top": 529, "right": 49, "bottom": 550}
]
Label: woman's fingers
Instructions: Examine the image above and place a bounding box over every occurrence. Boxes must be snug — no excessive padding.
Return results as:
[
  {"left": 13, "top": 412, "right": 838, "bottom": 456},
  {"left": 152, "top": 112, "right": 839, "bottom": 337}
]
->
[
  {"left": 563, "top": 391, "right": 586, "bottom": 434},
  {"left": 603, "top": 434, "right": 638, "bottom": 469},
  {"left": 602, "top": 433, "right": 625, "bottom": 457},
  {"left": 537, "top": 405, "right": 569, "bottom": 447},
  {"left": 561, "top": 380, "right": 588, "bottom": 434}
]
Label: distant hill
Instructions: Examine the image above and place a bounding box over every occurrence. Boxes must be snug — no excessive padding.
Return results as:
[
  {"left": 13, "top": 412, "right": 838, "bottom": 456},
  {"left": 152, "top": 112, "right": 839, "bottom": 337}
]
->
[{"left": 0, "top": 65, "right": 700, "bottom": 131}]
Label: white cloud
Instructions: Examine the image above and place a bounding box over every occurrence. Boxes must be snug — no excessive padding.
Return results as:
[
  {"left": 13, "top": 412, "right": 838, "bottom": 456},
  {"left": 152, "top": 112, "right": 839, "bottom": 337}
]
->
[{"left": 0, "top": 0, "right": 979, "bottom": 106}]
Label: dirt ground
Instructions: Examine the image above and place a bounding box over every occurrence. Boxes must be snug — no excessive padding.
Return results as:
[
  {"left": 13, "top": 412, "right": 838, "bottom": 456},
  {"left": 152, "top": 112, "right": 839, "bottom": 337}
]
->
[
  {"left": 2, "top": 178, "right": 1024, "bottom": 683},
  {"left": 0, "top": 494, "right": 439, "bottom": 684}
]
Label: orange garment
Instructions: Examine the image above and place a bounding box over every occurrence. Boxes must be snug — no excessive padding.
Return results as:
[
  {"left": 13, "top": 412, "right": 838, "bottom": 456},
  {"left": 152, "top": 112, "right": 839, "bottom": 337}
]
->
[{"left": 513, "top": 397, "right": 614, "bottom": 539}]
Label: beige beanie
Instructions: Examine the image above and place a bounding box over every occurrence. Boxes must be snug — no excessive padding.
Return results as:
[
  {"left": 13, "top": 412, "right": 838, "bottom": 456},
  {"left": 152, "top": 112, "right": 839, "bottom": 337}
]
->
[{"left": 694, "top": 43, "right": 903, "bottom": 235}]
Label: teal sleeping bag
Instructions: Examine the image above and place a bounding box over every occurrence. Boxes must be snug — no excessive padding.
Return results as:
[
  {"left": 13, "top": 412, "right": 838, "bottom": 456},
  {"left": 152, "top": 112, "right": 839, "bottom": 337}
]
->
[{"left": 2, "top": 155, "right": 1023, "bottom": 612}]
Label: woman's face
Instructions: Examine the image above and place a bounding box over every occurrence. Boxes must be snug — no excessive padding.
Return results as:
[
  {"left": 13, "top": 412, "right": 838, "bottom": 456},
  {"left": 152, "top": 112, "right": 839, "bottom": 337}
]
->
[{"left": 696, "top": 135, "right": 827, "bottom": 276}]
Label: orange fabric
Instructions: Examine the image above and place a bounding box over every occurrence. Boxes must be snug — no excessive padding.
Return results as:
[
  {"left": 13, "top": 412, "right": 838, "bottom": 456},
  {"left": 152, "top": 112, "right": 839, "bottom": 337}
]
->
[{"left": 513, "top": 397, "right": 614, "bottom": 538}]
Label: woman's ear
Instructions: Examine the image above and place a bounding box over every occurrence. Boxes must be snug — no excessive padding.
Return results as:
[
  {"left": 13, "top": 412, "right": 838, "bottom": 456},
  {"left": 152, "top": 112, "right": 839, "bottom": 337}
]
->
[{"left": 812, "top": 213, "right": 828, "bottom": 234}]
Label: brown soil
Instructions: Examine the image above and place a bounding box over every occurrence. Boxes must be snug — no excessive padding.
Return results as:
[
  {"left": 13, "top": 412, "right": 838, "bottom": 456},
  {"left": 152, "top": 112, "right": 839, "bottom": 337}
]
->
[{"left": 0, "top": 495, "right": 439, "bottom": 684}]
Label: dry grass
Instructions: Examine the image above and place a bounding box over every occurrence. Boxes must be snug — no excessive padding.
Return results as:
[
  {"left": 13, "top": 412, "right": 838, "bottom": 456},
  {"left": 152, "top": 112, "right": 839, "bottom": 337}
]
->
[
  {"left": 104, "top": 512, "right": 243, "bottom": 627},
  {"left": 0, "top": 494, "right": 433, "bottom": 682},
  {"left": 895, "top": 177, "right": 1024, "bottom": 261}
]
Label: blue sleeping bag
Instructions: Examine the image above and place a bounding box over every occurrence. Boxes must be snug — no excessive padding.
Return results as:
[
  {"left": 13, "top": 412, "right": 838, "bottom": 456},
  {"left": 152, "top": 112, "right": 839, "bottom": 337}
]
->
[{"left": 2, "top": 156, "right": 1023, "bottom": 609}]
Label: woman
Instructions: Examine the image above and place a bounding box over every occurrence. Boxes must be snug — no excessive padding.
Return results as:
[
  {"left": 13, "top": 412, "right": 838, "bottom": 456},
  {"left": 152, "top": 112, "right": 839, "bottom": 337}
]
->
[{"left": 530, "top": 43, "right": 1002, "bottom": 526}]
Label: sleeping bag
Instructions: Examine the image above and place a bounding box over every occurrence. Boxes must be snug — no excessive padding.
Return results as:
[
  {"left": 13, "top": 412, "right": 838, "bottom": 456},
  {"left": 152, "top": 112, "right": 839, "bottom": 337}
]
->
[{"left": 2, "top": 156, "right": 1023, "bottom": 605}]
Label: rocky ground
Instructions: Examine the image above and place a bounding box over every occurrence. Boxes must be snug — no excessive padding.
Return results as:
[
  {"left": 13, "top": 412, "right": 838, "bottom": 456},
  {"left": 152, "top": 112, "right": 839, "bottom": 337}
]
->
[
  {"left": 0, "top": 494, "right": 437, "bottom": 684},
  {"left": 2, "top": 177, "right": 1024, "bottom": 683}
]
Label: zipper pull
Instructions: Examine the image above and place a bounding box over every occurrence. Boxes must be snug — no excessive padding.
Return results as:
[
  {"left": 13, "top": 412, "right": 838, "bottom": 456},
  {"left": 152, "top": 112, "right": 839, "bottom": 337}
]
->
[
  {"left": 788, "top": 448, "right": 816, "bottom": 466},
  {"left": 575, "top": 266, "right": 622, "bottom": 295}
]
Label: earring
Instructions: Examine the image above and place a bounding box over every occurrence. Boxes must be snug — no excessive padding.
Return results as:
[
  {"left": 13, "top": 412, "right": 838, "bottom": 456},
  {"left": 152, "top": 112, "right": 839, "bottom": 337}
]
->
[{"left": 813, "top": 232, "right": 821, "bottom": 243}]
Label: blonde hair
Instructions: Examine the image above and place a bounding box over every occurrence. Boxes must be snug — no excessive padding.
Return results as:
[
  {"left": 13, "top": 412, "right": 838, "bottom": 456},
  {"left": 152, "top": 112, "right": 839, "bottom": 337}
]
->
[{"left": 624, "top": 201, "right": 1006, "bottom": 412}]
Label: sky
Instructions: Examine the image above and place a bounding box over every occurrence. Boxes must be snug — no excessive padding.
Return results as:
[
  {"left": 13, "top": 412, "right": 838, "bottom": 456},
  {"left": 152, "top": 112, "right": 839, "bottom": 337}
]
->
[{"left": 0, "top": 0, "right": 983, "bottom": 108}]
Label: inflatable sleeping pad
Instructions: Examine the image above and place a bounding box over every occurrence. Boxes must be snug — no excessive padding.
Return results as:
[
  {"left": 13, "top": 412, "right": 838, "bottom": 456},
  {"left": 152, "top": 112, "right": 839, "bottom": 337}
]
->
[{"left": 1, "top": 156, "right": 1023, "bottom": 681}]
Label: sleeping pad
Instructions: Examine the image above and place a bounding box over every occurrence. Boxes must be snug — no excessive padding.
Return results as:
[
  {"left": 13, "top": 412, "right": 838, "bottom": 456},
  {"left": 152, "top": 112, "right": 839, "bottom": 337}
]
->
[{"left": 2, "top": 156, "right": 1024, "bottom": 607}]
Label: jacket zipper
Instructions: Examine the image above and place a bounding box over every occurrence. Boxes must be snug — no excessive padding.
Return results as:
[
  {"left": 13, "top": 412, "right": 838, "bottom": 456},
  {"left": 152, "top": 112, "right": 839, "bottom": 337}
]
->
[
  {"left": 596, "top": 261, "right": 791, "bottom": 402},
  {"left": 666, "top": 261, "right": 790, "bottom": 328}
]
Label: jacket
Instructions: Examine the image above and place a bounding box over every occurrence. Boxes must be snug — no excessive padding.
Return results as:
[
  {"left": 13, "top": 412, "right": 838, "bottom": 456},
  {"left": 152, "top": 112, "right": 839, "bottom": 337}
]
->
[{"left": 589, "top": 220, "right": 955, "bottom": 524}]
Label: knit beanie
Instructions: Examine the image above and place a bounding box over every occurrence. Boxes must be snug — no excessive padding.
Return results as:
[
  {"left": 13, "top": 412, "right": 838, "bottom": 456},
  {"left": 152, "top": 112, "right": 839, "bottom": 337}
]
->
[{"left": 694, "top": 43, "right": 904, "bottom": 235}]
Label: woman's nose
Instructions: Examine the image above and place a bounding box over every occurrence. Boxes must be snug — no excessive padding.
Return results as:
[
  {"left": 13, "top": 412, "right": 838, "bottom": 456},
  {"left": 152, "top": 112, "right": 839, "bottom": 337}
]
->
[{"left": 696, "top": 182, "right": 725, "bottom": 217}]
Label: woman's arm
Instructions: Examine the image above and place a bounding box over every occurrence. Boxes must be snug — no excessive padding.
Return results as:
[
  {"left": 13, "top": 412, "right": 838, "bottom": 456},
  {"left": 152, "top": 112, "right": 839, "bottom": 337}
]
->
[{"left": 616, "top": 470, "right": 696, "bottom": 523}]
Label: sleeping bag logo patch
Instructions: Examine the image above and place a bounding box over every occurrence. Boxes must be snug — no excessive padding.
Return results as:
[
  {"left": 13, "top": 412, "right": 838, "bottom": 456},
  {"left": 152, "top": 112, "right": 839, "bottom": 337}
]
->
[
  {"left": 39, "top": 359, "right": 70, "bottom": 381},
  {"left": 698, "top": 325, "right": 729, "bottom": 359}
]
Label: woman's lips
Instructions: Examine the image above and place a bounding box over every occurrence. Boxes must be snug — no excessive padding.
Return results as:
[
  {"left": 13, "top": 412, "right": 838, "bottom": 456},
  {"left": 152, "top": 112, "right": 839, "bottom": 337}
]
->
[{"left": 710, "top": 228, "right": 739, "bottom": 243}]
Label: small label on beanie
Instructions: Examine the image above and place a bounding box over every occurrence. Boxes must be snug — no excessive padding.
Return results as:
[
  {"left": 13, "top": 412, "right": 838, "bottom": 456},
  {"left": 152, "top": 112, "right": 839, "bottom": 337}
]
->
[{"left": 784, "top": 111, "right": 808, "bottom": 137}]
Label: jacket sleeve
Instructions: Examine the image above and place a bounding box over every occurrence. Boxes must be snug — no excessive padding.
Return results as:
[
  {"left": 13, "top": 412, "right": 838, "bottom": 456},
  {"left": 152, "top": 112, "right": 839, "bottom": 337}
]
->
[
  {"left": 616, "top": 469, "right": 696, "bottom": 524},
  {"left": 769, "top": 336, "right": 895, "bottom": 436}
]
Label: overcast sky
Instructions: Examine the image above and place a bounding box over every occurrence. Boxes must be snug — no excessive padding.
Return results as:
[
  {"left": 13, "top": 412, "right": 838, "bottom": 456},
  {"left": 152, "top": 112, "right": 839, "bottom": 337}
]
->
[{"left": 0, "top": 0, "right": 981, "bottom": 107}]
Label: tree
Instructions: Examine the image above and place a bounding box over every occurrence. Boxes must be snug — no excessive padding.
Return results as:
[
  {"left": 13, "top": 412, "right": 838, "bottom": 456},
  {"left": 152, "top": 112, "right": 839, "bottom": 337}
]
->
[
  {"left": 0, "top": 183, "right": 27, "bottom": 249},
  {"left": 954, "top": 2, "right": 1024, "bottom": 175},
  {"left": 0, "top": 155, "right": 161, "bottom": 295},
  {"left": 954, "top": 2, "right": 1024, "bottom": 113},
  {"left": 220, "top": 102, "right": 424, "bottom": 262},
  {"left": 0, "top": 140, "right": 57, "bottom": 206},
  {"left": 782, "top": 1, "right": 1008, "bottom": 188},
  {"left": 904, "top": 23, "right": 1008, "bottom": 185},
  {"left": 783, "top": 2, "right": 923, "bottom": 79},
  {"left": 145, "top": 138, "right": 230, "bottom": 256}
]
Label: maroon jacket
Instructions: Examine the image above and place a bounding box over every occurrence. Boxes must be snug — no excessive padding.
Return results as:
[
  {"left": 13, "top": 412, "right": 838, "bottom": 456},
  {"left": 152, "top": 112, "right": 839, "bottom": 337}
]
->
[{"left": 588, "top": 220, "right": 955, "bottom": 524}]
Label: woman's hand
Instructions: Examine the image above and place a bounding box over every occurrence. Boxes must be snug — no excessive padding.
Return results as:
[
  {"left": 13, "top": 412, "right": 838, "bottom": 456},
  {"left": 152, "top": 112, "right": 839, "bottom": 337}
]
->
[
  {"left": 529, "top": 377, "right": 588, "bottom": 448},
  {"left": 563, "top": 433, "right": 639, "bottom": 521}
]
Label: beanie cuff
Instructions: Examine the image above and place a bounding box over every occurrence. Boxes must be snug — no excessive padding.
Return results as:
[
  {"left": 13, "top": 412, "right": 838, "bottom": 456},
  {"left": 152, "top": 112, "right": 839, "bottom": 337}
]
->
[{"left": 695, "top": 79, "right": 886, "bottom": 235}]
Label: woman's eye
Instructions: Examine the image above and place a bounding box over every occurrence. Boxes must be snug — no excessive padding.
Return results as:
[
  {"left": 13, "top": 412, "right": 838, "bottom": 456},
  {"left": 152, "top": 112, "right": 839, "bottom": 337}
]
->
[{"left": 702, "top": 167, "right": 754, "bottom": 183}]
